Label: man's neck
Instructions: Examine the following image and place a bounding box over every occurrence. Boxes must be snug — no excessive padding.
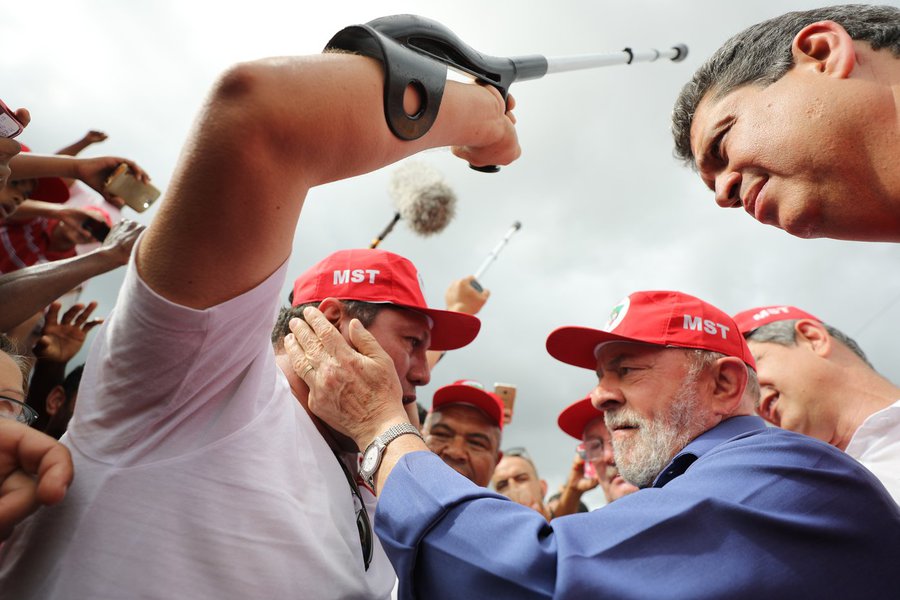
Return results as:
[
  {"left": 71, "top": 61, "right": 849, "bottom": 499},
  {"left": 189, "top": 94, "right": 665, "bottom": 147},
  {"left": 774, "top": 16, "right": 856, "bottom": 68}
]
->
[{"left": 829, "top": 366, "right": 900, "bottom": 450}]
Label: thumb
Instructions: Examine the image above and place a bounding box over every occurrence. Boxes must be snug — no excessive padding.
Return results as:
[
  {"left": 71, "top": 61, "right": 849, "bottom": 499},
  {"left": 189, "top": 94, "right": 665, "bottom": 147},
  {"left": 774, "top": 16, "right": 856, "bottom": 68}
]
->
[{"left": 348, "top": 318, "right": 388, "bottom": 359}]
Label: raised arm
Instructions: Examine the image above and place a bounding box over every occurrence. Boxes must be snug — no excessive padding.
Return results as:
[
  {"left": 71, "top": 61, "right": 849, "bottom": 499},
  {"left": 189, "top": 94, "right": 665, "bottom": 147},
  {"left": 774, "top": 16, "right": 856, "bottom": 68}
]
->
[
  {"left": 0, "top": 219, "right": 143, "bottom": 332},
  {"left": 138, "top": 53, "right": 519, "bottom": 309}
]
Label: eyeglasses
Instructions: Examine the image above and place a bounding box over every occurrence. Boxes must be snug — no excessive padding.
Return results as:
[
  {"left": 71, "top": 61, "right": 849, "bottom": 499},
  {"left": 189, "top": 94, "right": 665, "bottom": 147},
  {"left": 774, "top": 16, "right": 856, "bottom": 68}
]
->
[
  {"left": 334, "top": 452, "right": 374, "bottom": 570},
  {"left": 0, "top": 396, "right": 38, "bottom": 426},
  {"left": 576, "top": 438, "right": 606, "bottom": 461}
]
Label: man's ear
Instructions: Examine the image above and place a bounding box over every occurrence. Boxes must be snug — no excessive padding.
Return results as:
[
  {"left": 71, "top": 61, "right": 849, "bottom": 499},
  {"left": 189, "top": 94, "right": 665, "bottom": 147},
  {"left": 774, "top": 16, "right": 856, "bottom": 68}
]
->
[
  {"left": 794, "top": 319, "right": 832, "bottom": 358},
  {"left": 45, "top": 385, "right": 66, "bottom": 417},
  {"left": 791, "top": 20, "right": 856, "bottom": 78},
  {"left": 540, "top": 479, "right": 548, "bottom": 498},
  {"left": 317, "top": 298, "right": 346, "bottom": 328},
  {"left": 709, "top": 357, "right": 749, "bottom": 417}
]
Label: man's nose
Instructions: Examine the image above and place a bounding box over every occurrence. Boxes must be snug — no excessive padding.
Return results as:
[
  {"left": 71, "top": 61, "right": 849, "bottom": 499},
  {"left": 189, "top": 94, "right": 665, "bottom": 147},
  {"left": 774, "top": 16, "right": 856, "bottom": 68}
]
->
[
  {"left": 714, "top": 171, "right": 742, "bottom": 208},
  {"left": 591, "top": 382, "right": 622, "bottom": 411},
  {"left": 409, "top": 352, "right": 431, "bottom": 387}
]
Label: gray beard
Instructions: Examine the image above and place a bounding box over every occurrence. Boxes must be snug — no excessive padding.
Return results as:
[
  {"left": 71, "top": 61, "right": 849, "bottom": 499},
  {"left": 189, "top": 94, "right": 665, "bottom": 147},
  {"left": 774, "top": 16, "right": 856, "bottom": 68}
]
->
[{"left": 606, "top": 375, "right": 710, "bottom": 488}]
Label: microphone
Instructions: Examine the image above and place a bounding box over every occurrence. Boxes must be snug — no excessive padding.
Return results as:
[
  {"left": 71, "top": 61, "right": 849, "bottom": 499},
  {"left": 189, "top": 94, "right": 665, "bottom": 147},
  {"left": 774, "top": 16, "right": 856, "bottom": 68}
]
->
[{"left": 370, "top": 161, "right": 457, "bottom": 248}]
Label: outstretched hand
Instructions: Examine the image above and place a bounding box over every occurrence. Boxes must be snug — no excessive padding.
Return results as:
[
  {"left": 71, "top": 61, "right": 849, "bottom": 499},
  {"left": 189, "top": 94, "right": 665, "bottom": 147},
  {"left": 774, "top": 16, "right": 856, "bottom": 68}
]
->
[
  {"left": 285, "top": 307, "right": 408, "bottom": 450},
  {"left": 0, "top": 420, "right": 73, "bottom": 541},
  {"left": 34, "top": 301, "right": 103, "bottom": 363},
  {"left": 74, "top": 156, "right": 150, "bottom": 208}
]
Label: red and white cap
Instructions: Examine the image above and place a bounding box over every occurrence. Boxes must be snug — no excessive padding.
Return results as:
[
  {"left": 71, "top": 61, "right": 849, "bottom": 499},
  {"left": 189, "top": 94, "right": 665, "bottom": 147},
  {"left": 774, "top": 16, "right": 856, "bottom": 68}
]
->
[
  {"left": 732, "top": 305, "right": 821, "bottom": 336},
  {"left": 546, "top": 290, "right": 756, "bottom": 370},
  {"left": 291, "top": 248, "right": 480, "bottom": 351},
  {"left": 18, "top": 144, "right": 70, "bottom": 203},
  {"left": 431, "top": 379, "right": 504, "bottom": 430},
  {"left": 557, "top": 395, "right": 604, "bottom": 441}
]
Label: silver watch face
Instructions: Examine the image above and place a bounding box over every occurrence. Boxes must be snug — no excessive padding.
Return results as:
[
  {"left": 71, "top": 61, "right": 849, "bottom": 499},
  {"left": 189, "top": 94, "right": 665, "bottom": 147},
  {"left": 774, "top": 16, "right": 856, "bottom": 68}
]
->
[{"left": 361, "top": 446, "right": 379, "bottom": 473}]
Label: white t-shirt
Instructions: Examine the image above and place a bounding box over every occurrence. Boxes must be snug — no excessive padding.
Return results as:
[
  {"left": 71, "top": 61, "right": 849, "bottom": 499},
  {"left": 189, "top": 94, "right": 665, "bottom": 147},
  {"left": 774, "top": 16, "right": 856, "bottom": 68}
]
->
[
  {"left": 846, "top": 399, "right": 900, "bottom": 504},
  {"left": 0, "top": 251, "right": 395, "bottom": 599}
]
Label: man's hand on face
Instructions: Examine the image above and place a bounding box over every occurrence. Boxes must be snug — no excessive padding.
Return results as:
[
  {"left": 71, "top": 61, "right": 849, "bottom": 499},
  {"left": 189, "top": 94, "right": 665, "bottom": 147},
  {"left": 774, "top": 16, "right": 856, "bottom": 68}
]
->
[{"left": 284, "top": 306, "right": 409, "bottom": 450}]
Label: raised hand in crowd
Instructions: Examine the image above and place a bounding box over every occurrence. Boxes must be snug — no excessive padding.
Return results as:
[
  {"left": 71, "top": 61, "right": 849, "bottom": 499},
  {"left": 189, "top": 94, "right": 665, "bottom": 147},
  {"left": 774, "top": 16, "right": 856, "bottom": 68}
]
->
[
  {"left": 8, "top": 153, "right": 150, "bottom": 209},
  {"left": 55, "top": 130, "right": 109, "bottom": 157},
  {"left": 552, "top": 454, "right": 599, "bottom": 518},
  {"left": 33, "top": 302, "right": 102, "bottom": 365},
  {"left": 0, "top": 219, "right": 143, "bottom": 333},
  {"left": 0, "top": 419, "right": 73, "bottom": 541}
]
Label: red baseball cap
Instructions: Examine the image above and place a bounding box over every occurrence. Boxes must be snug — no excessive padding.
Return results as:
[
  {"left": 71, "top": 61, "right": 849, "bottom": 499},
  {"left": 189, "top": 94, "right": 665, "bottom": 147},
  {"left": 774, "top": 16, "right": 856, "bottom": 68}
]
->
[
  {"left": 18, "top": 144, "right": 70, "bottom": 204},
  {"left": 557, "top": 395, "right": 605, "bottom": 440},
  {"left": 291, "top": 248, "right": 480, "bottom": 351},
  {"left": 431, "top": 379, "right": 504, "bottom": 429},
  {"left": 732, "top": 305, "right": 821, "bottom": 336},
  {"left": 546, "top": 290, "right": 756, "bottom": 370}
]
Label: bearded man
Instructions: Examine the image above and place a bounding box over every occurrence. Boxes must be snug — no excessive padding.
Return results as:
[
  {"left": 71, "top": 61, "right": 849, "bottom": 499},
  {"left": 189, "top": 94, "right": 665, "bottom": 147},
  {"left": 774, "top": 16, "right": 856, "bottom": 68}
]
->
[{"left": 290, "top": 289, "right": 900, "bottom": 599}]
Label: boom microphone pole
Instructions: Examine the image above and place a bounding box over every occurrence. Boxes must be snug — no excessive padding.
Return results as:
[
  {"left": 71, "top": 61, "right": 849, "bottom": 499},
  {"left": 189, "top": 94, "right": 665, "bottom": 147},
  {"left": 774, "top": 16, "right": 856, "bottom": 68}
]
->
[{"left": 470, "top": 221, "right": 522, "bottom": 292}]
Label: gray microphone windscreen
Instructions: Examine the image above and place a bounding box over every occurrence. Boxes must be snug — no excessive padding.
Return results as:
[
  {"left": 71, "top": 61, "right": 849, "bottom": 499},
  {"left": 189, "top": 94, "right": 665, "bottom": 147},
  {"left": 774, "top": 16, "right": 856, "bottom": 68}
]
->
[{"left": 389, "top": 161, "right": 457, "bottom": 236}]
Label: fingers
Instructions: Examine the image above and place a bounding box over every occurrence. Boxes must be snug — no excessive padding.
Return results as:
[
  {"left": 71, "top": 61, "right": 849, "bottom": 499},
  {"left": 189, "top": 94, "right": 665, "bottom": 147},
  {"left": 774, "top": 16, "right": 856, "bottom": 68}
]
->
[
  {"left": 105, "top": 195, "right": 126, "bottom": 209},
  {"left": 347, "top": 318, "right": 388, "bottom": 359},
  {"left": 283, "top": 326, "right": 314, "bottom": 383},
  {"left": 35, "top": 442, "right": 74, "bottom": 505},
  {"left": 298, "top": 306, "right": 356, "bottom": 362},
  {"left": 44, "top": 302, "right": 62, "bottom": 325},
  {"left": 72, "top": 302, "right": 98, "bottom": 327},
  {"left": 0, "top": 421, "right": 73, "bottom": 506},
  {"left": 0, "top": 471, "right": 39, "bottom": 541}
]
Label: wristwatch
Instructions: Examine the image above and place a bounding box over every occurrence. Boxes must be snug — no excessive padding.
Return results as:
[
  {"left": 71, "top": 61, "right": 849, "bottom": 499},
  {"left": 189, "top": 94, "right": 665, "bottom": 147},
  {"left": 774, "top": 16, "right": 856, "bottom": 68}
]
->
[{"left": 359, "top": 423, "right": 423, "bottom": 490}]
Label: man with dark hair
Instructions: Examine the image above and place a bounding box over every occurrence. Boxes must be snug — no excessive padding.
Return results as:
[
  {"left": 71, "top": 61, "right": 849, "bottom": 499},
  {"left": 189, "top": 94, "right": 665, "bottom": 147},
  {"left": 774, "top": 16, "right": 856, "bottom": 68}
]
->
[
  {"left": 422, "top": 379, "right": 504, "bottom": 487},
  {"left": 0, "top": 46, "right": 519, "bottom": 599},
  {"left": 42, "top": 364, "right": 84, "bottom": 440},
  {"left": 292, "top": 289, "right": 900, "bottom": 598},
  {"left": 673, "top": 4, "right": 900, "bottom": 242},
  {"left": 733, "top": 305, "right": 900, "bottom": 502}
]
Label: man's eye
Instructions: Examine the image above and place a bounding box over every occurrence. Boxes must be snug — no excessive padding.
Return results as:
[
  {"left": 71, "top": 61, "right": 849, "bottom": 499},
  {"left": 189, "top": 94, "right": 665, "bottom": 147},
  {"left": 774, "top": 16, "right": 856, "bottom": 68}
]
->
[{"left": 496, "top": 481, "right": 507, "bottom": 491}]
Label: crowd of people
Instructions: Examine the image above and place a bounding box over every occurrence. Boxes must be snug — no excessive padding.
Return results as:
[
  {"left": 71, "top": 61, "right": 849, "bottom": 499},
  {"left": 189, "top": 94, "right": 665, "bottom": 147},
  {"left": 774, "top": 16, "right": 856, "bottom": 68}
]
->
[{"left": 1, "top": 3, "right": 898, "bottom": 599}]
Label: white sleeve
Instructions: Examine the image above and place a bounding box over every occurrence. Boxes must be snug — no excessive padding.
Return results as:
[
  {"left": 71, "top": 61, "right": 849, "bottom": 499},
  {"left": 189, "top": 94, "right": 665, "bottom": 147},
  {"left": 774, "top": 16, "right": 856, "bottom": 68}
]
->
[{"left": 67, "top": 235, "right": 290, "bottom": 464}]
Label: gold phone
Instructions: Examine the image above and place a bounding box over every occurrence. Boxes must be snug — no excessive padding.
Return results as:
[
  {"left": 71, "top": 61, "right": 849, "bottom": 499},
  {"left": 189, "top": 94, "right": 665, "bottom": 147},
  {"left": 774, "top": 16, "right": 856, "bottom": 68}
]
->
[
  {"left": 105, "top": 163, "right": 160, "bottom": 213},
  {"left": 494, "top": 383, "right": 517, "bottom": 426}
]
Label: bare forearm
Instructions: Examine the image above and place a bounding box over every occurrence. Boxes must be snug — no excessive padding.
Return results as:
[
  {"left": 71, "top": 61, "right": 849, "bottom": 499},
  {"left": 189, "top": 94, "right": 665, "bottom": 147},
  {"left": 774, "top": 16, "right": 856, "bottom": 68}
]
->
[
  {"left": 0, "top": 250, "right": 121, "bottom": 331},
  {"left": 140, "top": 52, "right": 514, "bottom": 309},
  {"left": 8, "top": 200, "right": 66, "bottom": 221},
  {"left": 8, "top": 154, "right": 79, "bottom": 180}
]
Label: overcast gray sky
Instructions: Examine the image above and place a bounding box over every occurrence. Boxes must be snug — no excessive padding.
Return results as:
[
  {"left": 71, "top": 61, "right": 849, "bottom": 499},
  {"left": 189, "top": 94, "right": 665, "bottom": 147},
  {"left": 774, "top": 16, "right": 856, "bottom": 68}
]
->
[{"left": 6, "top": 0, "right": 899, "bottom": 506}]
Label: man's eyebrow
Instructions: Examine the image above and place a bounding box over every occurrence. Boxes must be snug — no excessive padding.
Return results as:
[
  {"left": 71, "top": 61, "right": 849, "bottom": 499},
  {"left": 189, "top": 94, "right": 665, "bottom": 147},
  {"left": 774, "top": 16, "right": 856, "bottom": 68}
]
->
[{"left": 695, "top": 115, "right": 735, "bottom": 174}]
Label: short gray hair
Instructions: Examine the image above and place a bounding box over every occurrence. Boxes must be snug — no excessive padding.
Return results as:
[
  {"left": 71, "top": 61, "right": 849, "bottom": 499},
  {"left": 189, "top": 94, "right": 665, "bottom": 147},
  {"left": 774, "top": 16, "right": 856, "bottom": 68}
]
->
[
  {"left": 746, "top": 319, "right": 873, "bottom": 369},
  {"left": 672, "top": 4, "right": 900, "bottom": 164},
  {"left": 685, "top": 348, "right": 760, "bottom": 408}
]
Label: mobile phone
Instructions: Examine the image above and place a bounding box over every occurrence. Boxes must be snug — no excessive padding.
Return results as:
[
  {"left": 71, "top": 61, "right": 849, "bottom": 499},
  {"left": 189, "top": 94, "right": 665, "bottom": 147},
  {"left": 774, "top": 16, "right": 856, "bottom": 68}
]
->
[
  {"left": 0, "top": 98, "right": 24, "bottom": 138},
  {"left": 82, "top": 217, "right": 111, "bottom": 242},
  {"left": 105, "top": 163, "right": 161, "bottom": 213},
  {"left": 493, "top": 383, "right": 517, "bottom": 426},
  {"left": 583, "top": 460, "right": 598, "bottom": 480}
]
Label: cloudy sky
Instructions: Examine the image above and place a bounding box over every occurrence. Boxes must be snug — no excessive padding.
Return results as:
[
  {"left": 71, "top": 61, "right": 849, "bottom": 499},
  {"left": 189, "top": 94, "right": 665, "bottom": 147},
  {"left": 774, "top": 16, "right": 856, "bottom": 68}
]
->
[{"left": 6, "top": 0, "right": 899, "bottom": 505}]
